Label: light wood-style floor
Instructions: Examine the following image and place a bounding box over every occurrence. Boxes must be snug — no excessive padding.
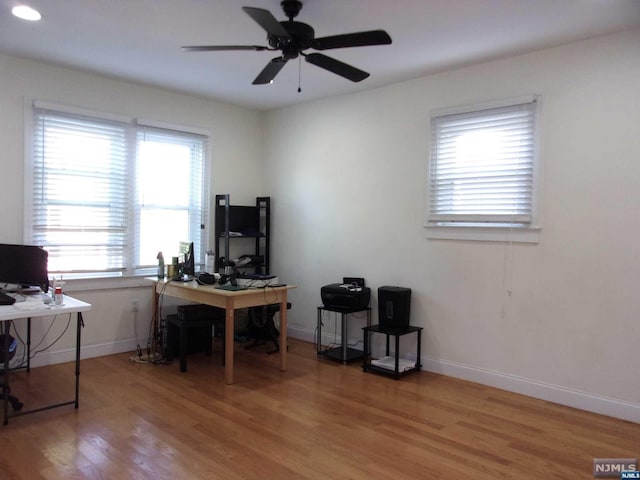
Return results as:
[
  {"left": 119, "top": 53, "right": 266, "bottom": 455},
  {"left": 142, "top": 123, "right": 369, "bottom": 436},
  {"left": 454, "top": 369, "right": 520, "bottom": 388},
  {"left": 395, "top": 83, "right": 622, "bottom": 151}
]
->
[{"left": 0, "top": 338, "right": 637, "bottom": 479}]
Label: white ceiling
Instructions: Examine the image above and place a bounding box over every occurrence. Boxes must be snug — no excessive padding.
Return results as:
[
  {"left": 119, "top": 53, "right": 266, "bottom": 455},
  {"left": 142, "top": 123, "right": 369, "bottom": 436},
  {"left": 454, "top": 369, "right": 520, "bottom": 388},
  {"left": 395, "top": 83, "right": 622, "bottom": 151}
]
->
[{"left": 1, "top": 0, "right": 639, "bottom": 111}]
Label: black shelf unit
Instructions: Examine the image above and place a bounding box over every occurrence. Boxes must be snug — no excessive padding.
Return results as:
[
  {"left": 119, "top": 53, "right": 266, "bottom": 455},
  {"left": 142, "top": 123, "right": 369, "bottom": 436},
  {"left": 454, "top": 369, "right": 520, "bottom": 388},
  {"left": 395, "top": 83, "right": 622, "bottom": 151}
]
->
[
  {"left": 214, "top": 194, "right": 270, "bottom": 275},
  {"left": 317, "top": 306, "right": 371, "bottom": 364},
  {"left": 362, "top": 324, "right": 423, "bottom": 379}
]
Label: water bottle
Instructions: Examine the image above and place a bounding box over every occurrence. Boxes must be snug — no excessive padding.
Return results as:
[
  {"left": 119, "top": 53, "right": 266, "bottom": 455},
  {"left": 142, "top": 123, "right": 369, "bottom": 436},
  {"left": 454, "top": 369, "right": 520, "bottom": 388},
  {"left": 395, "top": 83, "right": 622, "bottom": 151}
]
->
[
  {"left": 205, "top": 251, "right": 215, "bottom": 273},
  {"left": 157, "top": 252, "right": 165, "bottom": 279},
  {"left": 54, "top": 285, "right": 63, "bottom": 305}
]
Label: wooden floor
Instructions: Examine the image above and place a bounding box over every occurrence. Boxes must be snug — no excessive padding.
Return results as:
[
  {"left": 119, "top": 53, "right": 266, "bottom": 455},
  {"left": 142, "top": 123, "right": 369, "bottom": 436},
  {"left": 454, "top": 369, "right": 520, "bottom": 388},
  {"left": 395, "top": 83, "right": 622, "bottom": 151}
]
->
[{"left": 0, "top": 338, "right": 637, "bottom": 479}]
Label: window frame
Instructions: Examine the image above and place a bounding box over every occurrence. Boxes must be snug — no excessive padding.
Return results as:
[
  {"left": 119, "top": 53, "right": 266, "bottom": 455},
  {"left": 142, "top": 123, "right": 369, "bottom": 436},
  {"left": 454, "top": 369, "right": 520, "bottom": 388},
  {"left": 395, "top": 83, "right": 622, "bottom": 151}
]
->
[
  {"left": 425, "top": 95, "right": 542, "bottom": 243},
  {"left": 24, "top": 100, "right": 210, "bottom": 278}
]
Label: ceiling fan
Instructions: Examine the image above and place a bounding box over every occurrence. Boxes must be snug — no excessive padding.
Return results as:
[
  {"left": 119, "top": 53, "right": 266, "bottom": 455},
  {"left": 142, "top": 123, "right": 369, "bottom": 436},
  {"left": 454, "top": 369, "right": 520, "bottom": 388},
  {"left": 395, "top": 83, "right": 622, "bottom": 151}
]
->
[{"left": 182, "top": 0, "right": 392, "bottom": 85}]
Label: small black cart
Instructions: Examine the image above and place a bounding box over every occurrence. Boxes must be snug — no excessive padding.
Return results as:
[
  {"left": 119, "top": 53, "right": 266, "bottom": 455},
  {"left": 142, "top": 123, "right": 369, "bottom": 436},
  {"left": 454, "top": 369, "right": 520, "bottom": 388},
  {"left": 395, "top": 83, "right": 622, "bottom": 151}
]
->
[
  {"left": 362, "top": 324, "right": 422, "bottom": 379},
  {"left": 317, "top": 305, "right": 371, "bottom": 364}
]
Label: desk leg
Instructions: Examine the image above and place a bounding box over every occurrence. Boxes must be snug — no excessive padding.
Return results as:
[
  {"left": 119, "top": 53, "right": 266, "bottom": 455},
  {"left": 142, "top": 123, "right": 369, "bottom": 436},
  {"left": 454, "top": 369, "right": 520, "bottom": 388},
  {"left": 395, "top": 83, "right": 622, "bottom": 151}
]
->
[
  {"left": 224, "top": 299, "right": 235, "bottom": 385},
  {"left": 26, "top": 318, "right": 31, "bottom": 372},
  {"left": 279, "top": 294, "right": 287, "bottom": 372},
  {"left": 75, "top": 312, "right": 84, "bottom": 408},
  {"left": 416, "top": 329, "right": 422, "bottom": 370},
  {"left": 152, "top": 290, "right": 160, "bottom": 357},
  {"left": 362, "top": 327, "right": 370, "bottom": 370},
  {"left": 316, "top": 307, "right": 322, "bottom": 355},
  {"left": 3, "top": 321, "right": 9, "bottom": 425},
  {"left": 394, "top": 334, "right": 401, "bottom": 379},
  {"left": 179, "top": 323, "right": 187, "bottom": 372},
  {"left": 341, "top": 313, "right": 348, "bottom": 364}
]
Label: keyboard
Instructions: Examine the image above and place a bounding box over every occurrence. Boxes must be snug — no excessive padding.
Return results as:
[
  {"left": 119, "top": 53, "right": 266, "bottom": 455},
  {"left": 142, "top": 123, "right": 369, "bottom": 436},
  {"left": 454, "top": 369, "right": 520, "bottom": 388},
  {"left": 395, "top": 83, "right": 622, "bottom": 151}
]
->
[
  {"left": 236, "top": 273, "right": 276, "bottom": 280},
  {"left": 236, "top": 276, "right": 280, "bottom": 288},
  {"left": 0, "top": 291, "right": 16, "bottom": 305}
]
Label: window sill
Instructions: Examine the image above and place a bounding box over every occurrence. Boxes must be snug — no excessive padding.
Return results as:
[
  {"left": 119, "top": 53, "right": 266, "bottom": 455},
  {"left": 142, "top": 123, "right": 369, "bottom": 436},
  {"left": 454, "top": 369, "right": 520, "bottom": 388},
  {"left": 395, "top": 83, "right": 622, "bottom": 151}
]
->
[
  {"left": 424, "top": 225, "right": 540, "bottom": 243},
  {"left": 60, "top": 275, "right": 155, "bottom": 293}
]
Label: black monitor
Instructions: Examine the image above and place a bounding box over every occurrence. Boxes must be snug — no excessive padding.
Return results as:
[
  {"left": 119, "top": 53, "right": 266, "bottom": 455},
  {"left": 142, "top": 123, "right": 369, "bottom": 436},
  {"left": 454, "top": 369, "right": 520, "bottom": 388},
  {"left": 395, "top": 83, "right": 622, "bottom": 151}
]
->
[
  {"left": 216, "top": 205, "right": 260, "bottom": 236},
  {"left": 181, "top": 242, "right": 195, "bottom": 277},
  {"left": 0, "top": 243, "right": 50, "bottom": 293}
]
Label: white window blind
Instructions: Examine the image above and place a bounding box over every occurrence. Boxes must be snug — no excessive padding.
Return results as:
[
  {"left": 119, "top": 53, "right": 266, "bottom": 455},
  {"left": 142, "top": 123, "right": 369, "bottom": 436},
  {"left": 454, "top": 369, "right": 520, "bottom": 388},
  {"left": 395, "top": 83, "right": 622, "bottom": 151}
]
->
[
  {"left": 134, "top": 126, "right": 207, "bottom": 270},
  {"left": 428, "top": 98, "right": 538, "bottom": 226},
  {"left": 31, "top": 108, "right": 130, "bottom": 274},
  {"left": 28, "top": 104, "right": 209, "bottom": 276}
]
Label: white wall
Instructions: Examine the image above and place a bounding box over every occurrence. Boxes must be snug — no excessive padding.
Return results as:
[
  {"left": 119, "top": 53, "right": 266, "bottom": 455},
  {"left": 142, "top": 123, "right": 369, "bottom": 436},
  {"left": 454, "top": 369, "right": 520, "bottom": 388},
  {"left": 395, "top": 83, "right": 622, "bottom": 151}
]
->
[
  {"left": 0, "top": 54, "right": 264, "bottom": 363},
  {"left": 263, "top": 29, "right": 640, "bottom": 422}
]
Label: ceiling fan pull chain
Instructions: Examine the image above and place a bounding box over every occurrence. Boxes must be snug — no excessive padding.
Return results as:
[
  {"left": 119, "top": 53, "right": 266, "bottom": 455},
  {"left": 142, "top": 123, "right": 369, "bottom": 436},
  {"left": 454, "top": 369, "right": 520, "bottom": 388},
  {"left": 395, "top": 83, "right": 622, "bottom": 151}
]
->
[{"left": 297, "top": 56, "right": 302, "bottom": 93}]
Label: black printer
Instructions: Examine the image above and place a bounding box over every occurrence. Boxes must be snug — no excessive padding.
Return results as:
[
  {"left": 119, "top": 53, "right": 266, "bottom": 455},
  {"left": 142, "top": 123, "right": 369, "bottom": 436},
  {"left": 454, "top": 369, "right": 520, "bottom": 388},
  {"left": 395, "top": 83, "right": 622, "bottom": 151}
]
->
[{"left": 321, "top": 277, "right": 371, "bottom": 311}]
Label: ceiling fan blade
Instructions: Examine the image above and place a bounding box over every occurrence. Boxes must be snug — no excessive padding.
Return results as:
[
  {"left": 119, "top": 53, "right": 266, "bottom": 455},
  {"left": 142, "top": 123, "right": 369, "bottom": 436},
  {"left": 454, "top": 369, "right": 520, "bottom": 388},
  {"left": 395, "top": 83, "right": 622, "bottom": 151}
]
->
[
  {"left": 242, "top": 7, "right": 291, "bottom": 39},
  {"left": 182, "top": 45, "right": 270, "bottom": 52},
  {"left": 305, "top": 53, "right": 369, "bottom": 82},
  {"left": 253, "top": 57, "right": 289, "bottom": 84},
  {"left": 313, "top": 30, "right": 392, "bottom": 50}
]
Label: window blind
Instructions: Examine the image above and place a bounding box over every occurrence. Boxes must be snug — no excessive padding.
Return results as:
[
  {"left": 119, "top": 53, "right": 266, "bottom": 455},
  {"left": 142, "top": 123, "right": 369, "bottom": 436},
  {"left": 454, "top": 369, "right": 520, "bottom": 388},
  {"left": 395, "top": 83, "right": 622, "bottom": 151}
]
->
[
  {"left": 428, "top": 99, "right": 538, "bottom": 226},
  {"left": 31, "top": 108, "right": 130, "bottom": 274},
  {"left": 134, "top": 126, "right": 208, "bottom": 270}
]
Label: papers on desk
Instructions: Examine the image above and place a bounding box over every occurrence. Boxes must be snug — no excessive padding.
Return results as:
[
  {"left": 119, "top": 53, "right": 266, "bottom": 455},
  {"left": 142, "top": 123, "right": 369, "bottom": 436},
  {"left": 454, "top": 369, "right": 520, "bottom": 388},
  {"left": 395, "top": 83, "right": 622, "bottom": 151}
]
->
[
  {"left": 235, "top": 276, "right": 279, "bottom": 288},
  {"left": 13, "top": 298, "right": 54, "bottom": 310},
  {"left": 10, "top": 294, "right": 57, "bottom": 310}
]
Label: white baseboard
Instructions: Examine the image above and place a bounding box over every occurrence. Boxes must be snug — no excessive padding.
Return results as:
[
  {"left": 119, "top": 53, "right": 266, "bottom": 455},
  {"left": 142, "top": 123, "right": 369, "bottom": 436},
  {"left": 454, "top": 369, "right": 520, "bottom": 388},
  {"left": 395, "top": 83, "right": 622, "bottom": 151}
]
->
[
  {"left": 423, "top": 357, "right": 640, "bottom": 424},
  {"left": 287, "top": 324, "right": 640, "bottom": 424},
  {"left": 28, "top": 338, "right": 143, "bottom": 368}
]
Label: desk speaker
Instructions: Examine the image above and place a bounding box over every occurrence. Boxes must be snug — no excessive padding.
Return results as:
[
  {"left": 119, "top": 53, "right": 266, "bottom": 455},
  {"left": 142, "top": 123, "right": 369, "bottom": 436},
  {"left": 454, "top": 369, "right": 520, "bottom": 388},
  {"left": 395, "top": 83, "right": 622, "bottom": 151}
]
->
[{"left": 378, "top": 286, "right": 411, "bottom": 328}]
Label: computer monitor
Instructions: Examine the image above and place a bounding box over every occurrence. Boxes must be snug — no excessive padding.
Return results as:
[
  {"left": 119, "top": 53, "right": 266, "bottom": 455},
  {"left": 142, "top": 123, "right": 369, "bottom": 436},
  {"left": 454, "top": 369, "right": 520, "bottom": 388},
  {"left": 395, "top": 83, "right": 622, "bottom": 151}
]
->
[
  {"left": 180, "top": 241, "right": 195, "bottom": 278},
  {"left": 215, "top": 205, "right": 260, "bottom": 235},
  {"left": 0, "top": 243, "right": 50, "bottom": 293}
]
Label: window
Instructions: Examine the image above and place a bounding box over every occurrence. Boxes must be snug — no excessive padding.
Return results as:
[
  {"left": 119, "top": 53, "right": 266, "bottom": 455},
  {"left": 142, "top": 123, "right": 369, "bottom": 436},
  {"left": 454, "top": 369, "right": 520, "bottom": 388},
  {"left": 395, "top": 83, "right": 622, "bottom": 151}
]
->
[
  {"left": 427, "top": 96, "right": 540, "bottom": 239},
  {"left": 135, "top": 127, "right": 207, "bottom": 270},
  {"left": 26, "top": 102, "right": 209, "bottom": 277}
]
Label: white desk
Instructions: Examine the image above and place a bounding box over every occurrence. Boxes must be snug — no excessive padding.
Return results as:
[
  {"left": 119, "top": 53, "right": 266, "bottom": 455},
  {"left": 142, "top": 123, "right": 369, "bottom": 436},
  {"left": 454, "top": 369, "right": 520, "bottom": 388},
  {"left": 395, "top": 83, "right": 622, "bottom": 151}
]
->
[
  {"left": 152, "top": 279, "right": 295, "bottom": 384},
  {"left": 0, "top": 295, "right": 92, "bottom": 425}
]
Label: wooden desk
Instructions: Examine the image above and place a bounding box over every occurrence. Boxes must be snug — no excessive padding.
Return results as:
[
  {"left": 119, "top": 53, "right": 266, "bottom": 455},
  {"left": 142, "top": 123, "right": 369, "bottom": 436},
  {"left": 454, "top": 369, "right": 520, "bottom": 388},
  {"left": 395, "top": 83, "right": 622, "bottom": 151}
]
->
[
  {"left": 0, "top": 295, "right": 91, "bottom": 425},
  {"left": 152, "top": 280, "right": 295, "bottom": 384}
]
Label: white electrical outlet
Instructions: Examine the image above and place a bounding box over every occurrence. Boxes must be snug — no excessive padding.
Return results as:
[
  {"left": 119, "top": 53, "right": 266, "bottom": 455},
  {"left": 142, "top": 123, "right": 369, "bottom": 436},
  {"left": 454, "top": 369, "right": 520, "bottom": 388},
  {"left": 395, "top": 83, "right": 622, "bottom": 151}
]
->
[{"left": 131, "top": 300, "right": 139, "bottom": 313}]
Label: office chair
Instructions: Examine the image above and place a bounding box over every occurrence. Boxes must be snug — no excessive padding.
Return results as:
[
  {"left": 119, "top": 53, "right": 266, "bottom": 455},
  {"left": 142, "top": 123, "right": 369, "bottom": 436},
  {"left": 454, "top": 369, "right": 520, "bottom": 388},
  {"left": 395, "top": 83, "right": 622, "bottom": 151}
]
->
[
  {"left": 0, "top": 334, "right": 23, "bottom": 411},
  {"left": 245, "top": 303, "right": 292, "bottom": 354}
]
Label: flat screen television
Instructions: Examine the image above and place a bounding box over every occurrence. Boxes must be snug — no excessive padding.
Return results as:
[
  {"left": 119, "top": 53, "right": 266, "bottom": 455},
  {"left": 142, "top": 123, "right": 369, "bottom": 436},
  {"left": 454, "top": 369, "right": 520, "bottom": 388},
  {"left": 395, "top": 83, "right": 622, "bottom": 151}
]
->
[
  {"left": 179, "top": 241, "right": 195, "bottom": 278},
  {"left": 184, "top": 242, "right": 195, "bottom": 277},
  {"left": 215, "top": 205, "right": 260, "bottom": 236},
  {"left": 0, "top": 243, "right": 50, "bottom": 293}
]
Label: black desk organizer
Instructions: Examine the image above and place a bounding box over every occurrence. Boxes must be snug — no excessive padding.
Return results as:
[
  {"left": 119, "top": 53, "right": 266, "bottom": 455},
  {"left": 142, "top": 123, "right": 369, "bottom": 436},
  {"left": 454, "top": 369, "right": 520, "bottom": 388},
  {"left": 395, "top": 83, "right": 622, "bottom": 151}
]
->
[
  {"left": 165, "top": 304, "right": 226, "bottom": 372},
  {"left": 317, "top": 305, "right": 371, "bottom": 364},
  {"left": 362, "top": 324, "right": 423, "bottom": 379}
]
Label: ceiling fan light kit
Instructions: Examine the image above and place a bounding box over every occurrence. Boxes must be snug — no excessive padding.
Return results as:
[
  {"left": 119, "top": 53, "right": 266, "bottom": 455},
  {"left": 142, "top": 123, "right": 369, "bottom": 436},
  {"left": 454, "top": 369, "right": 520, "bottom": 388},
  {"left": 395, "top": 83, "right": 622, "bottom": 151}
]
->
[{"left": 182, "top": 0, "right": 392, "bottom": 86}]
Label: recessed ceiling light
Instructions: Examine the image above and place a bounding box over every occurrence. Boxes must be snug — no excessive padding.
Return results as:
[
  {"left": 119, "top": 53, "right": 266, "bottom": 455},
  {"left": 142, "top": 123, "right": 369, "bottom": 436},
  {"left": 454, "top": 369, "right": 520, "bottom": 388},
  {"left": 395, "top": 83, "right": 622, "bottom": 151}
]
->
[{"left": 12, "top": 5, "right": 42, "bottom": 21}]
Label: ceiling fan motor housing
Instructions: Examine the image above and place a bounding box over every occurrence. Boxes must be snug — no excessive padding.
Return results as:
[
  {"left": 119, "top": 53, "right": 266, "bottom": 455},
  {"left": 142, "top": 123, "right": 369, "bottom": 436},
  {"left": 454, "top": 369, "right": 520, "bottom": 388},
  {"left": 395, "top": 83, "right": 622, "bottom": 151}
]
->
[{"left": 269, "top": 21, "right": 315, "bottom": 59}]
